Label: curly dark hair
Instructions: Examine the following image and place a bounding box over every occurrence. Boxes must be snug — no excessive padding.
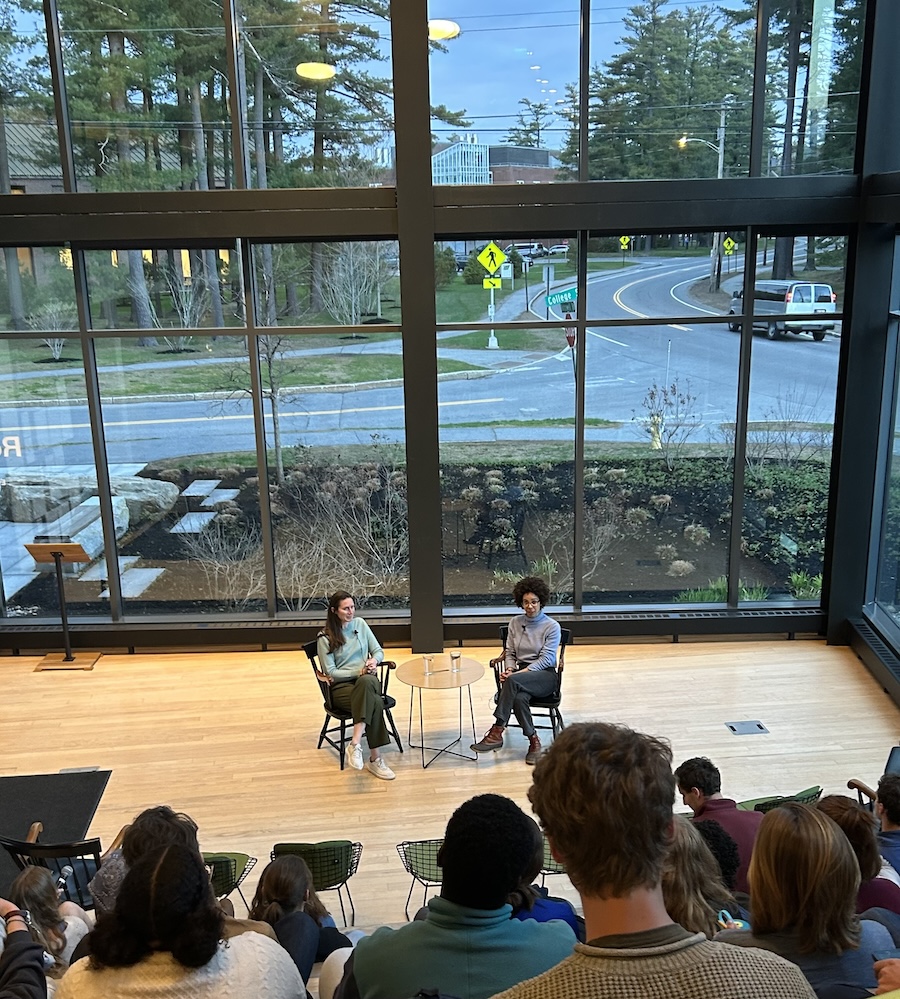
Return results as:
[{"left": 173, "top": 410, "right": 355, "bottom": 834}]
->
[
  {"left": 512, "top": 576, "right": 550, "bottom": 609},
  {"left": 878, "top": 773, "right": 900, "bottom": 826},
  {"left": 439, "top": 794, "right": 540, "bottom": 909},
  {"left": 694, "top": 819, "right": 741, "bottom": 891},
  {"left": 90, "top": 844, "right": 223, "bottom": 971},
  {"left": 674, "top": 757, "right": 722, "bottom": 797},
  {"left": 122, "top": 805, "right": 200, "bottom": 866}
]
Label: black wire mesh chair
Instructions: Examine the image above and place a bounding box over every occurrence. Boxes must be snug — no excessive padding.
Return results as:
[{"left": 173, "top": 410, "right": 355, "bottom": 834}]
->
[
  {"left": 396, "top": 838, "right": 443, "bottom": 919},
  {"left": 271, "top": 839, "right": 363, "bottom": 926},
  {"left": 202, "top": 852, "right": 257, "bottom": 908}
]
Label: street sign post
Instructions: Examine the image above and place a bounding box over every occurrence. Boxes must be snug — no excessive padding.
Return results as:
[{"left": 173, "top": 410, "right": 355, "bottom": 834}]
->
[
  {"left": 545, "top": 287, "right": 578, "bottom": 309},
  {"left": 620, "top": 235, "right": 631, "bottom": 267},
  {"left": 478, "top": 242, "right": 507, "bottom": 348}
]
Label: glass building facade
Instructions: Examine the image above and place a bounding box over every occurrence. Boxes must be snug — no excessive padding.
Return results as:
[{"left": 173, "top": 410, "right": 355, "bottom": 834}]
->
[{"left": 1, "top": 0, "right": 899, "bottom": 664}]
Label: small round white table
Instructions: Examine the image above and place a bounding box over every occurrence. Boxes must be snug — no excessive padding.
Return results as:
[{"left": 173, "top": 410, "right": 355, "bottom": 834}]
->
[{"left": 396, "top": 655, "right": 485, "bottom": 768}]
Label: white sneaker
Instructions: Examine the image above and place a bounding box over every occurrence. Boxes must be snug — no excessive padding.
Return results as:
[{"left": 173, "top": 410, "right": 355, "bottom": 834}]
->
[
  {"left": 366, "top": 757, "right": 396, "bottom": 780},
  {"left": 347, "top": 743, "right": 364, "bottom": 770}
]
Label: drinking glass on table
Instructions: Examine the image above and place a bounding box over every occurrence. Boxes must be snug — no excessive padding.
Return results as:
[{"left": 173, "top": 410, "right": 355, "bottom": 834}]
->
[
  {"left": 423, "top": 653, "right": 434, "bottom": 674},
  {"left": 450, "top": 649, "right": 461, "bottom": 672}
]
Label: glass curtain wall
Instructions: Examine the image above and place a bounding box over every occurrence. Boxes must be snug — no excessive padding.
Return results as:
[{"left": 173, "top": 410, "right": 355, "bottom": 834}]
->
[{"left": 0, "top": 0, "right": 879, "bottom": 630}]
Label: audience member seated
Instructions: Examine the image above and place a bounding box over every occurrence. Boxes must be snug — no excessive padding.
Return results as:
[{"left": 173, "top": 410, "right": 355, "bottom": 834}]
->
[
  {"left": 249, "top": 856, "right": 352, "bottom": 984},
  {"left": 661, "top": 815, "right": 738, "bottom": 937},
  {"left": 334, "top": 794, "right": 575, "bottom": 999},
  {"left": 506, "top": 817, "right": 582, "bottom": 941},
  {"left": 877, "top": 774, "right": 900, "bottom": 876},
  {"left": 489, "top": 722, "right": 815, "bottom": 999},
  {"left": 73, "top": 805, "right": 276, "bottom": 965},
  {"left": 717, "top": 803, "right": 894, "bottom": 994},
  {"left": 55, "top": 844, "right": 303, "bottom": 999},
  {"left": 0, "top": 895, "right": 48, "bottom": 999},
  {"left": 674, "top": 756, "right": 763, "bottom": 895},
  {"left": 693, "top": 819, "right": 741, "bottom": 893},
  {"left": 10, "top": 868, "right": 90, "bottom": 992},
  {"left": 817, "top": 795, "right": 900, "bottom": 914}
]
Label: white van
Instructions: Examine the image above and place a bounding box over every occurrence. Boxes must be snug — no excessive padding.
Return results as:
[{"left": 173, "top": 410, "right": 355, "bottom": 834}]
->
[
  {"left": 727, "top": 281, "right": 837, "bottom": 341},
  {"left": 504, "top": 242, "right": 548, "bottom": 259}
]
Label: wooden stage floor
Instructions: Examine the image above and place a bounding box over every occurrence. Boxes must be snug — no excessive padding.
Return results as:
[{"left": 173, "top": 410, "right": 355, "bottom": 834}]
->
[{"left": 3, "top": 636, "right": 899, "bottom": 926}]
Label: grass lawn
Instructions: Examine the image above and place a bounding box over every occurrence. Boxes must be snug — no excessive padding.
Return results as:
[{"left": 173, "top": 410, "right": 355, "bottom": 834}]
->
[
  {"left": 439, "top": 329, "right": 571, "bottom": 351},
  {"left": 0, "top": 353, "right": 484, "bottom": 402}
]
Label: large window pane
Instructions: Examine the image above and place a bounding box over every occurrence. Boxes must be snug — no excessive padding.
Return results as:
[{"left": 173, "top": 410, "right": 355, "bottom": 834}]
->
[
  {"left": 739, "top": 234, "right": 845, "bottom": 604},
  {"left": 95, "top": 334, "right": 261, "bottom": 613},
  {"left": 0, "top": 336, "right": 112, "bottom": 617},
  {"left": 83, "top": 246, "right": 241, "bottom": 330},
  {"left": 2, "top": 3, "right": 62, "bottom": 193},
  {"left": 427, "top": 2, "right": 578, "bottom": 183},
  {"left": 765, "top": 0, "right": 867, "bottom": 177},
  {"left": 243, "top": 3, "right": 394, "bottom": 189},
  {"left": 581, "top": 230, "right": 740, "bottom": 603},
  {"left": 251, "top": 241, "right": 399, "bottom": 327},
  {"left": 587, "top": 1, "right": 753, "bottom": 181},
  {"left": 56, "top": 0, "right": 231, "bottom": 192},
  {"left": 261, "top": 332, "right": 409, "bottom": 610},
  {"left": 0, "top": 246, "right": 76, "bottom": 333}
]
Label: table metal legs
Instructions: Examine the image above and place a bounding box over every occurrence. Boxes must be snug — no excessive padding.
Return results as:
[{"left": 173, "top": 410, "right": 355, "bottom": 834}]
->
[{"left": 406, "top": 684, "right": 479, "bottom": 768}]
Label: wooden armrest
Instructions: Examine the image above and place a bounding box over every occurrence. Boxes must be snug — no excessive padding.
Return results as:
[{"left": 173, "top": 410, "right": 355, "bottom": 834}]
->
[
  {"left": 102, "top": 823, "right": 130, "bottom": 859},
  {"left": 26, "top": 821, "right": 43, "bottom": 843},
  {"left": 847, "top": 778, "right": 877, "bottom": 801},
  {"left": 316, "top": 670, "right": 332, "bottom": 685},
  {"left": 382, "top": 660, "right": 397, "bottom": 670},
  {"left": 489, "top": 654, "right": 506, "bottom": 670}
]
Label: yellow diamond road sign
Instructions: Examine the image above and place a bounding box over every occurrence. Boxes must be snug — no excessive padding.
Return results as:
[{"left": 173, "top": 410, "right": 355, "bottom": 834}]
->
[
  {"left": 483, "top": 277, "right": 501, "bottom": 289},
  {"left": 619, "top": 236, "right": 631, "bottom": 249},
  {"left": 477, "top": 242, "right": 506, "bottom": 275},
  {"left": 723, "top": 237, "right": 736, "bottom": 255}
]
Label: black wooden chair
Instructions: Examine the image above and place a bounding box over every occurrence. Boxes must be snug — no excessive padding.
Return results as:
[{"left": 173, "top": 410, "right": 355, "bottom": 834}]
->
[
  {"left": 303, "top": 640, "right": 403, "bottom": 769},
  {"left": 0, "top": 821, "right": 104, "bottom": 911},
  {"left": 489, "top": 626, "right": 572, "bottom": 739}
]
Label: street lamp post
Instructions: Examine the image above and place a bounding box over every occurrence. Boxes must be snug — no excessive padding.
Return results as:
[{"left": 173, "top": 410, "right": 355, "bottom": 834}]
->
[{"left": 679, "top": 104, "right": 727, "bottom": 293}]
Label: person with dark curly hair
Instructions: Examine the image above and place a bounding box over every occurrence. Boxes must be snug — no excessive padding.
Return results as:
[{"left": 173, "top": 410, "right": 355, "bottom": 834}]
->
[
  {"left": 55, "top": 845, "right": 303, "bottom": 999},
  {"left": 472, "top": 576, "right": 561, "bottom": 765},
  {"left": 333, "top": 794, "right": 574, "bottom": 999}
]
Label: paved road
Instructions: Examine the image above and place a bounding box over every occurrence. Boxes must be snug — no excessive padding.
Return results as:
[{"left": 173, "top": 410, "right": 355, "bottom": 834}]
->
[{"left": 1, "top": 253, "right": 841, "bottom": 463}]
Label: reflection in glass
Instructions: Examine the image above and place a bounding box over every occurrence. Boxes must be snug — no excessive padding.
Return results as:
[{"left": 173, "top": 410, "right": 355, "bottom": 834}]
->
[
  {"left": 56, "top": 0, "right": 230, "bottom": 193},
  {"left": 242, "top": 3, "right": 394, "bottom": 190},
  {"left": 252, "top": 241, "right": 399, "bottom": 327},
  {"left": 0, "top": 247, "right": 76, "bottom": 333},
  {"left": 83, "top": 247, "right": 240, "bottom": 330},
  {"left": 260, "top": 332, "right": 409, "bottom": 610},
  {"left": 95, "top": 335, "right": 261, "bottom": 613},
  {"left": 0, "top": 336, "right": 110, "bottom": 618},
  {"left": 740, "top": 235, "right": 845, "bottom": 604},
  {"left": 428, "top": 2, "right": 576, "bottom": 183},
  {"left": 765, "top": 0, "right": 866, "bottom": 177}
]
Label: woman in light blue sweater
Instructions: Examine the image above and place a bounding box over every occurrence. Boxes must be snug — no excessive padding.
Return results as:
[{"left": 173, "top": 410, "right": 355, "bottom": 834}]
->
[
  {"left": 318, "top": 591, "right": 396, "bottom": 780},
  {"left": 472, "top": 576, "right": 561, "bottom": 766}
]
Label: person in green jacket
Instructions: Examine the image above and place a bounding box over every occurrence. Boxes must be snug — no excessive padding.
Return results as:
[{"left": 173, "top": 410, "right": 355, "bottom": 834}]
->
[{"left": 318, "top": 591, "right": 395, "bottom": 781}]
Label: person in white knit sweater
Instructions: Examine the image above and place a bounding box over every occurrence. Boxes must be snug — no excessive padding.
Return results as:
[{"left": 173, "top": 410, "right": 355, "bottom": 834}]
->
[{"left": 55, "top": 844, "right": 303, "bottom": 999}]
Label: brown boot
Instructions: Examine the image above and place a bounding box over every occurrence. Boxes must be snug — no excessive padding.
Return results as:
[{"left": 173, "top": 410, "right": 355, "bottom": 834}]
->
[
  {"left": 525, "top": 734, "right": 542, "bottom": 765},
  {"left": 471, "top": 724, "right": 505, "bottom": 753}
]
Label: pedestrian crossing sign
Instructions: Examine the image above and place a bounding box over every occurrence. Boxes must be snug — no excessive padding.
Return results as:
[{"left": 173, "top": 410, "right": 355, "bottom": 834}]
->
[{"left": 477, "top": 242, "right": 506, "bottom": 274}]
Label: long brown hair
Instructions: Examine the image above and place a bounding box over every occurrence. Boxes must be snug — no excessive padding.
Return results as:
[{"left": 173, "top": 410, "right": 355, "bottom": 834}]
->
[
  {"left": 662, "top": 816, "right": 734, "bottom": 938},
  {"left": 749, "top": 803, "right": 860, "bottom": 955},
  {"left": 249, "top": 855, "right": 329, "bottom": 926},
  {"left": 10, "top": 866, "right": 68, "bottom": 974},
  {"left": 323, "top": 590, "right": 354, "bottom": 651},
  {"left": 816, "top": 794, "right": 882, "bottom": 882}
]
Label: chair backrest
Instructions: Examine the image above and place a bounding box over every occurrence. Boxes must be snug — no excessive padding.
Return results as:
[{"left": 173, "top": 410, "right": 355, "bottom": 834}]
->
[
  {"left": 271, "top": 840, "right": 362, "bottom": 891},
  {"left": 753, "top": 785, "right": 823, "bottom": 814},
  {"left": 203, "top": 854, "right": 237, "bottom": 898},
  {"left": 396, "top": 839, "right": 443, "bottom": 884},
  {"left": 303, "top": 639, "right": 340, "bottom": 710},
  {"left": 0, "top": 834, "right": 102, "bottom": 910},
  {"left": 540, "top": 835, "right": 566, "bottom": 879}
]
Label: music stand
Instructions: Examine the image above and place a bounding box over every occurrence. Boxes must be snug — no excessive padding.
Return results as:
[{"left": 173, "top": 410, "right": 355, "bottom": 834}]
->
[{"left": 24, "top": 541, "right": 100, "bottom": 671}]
